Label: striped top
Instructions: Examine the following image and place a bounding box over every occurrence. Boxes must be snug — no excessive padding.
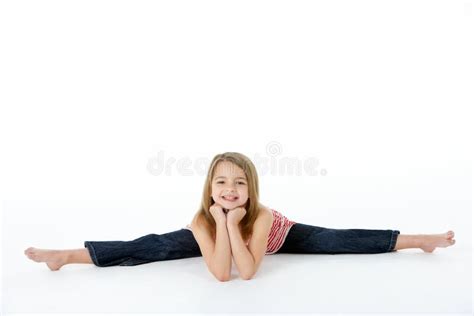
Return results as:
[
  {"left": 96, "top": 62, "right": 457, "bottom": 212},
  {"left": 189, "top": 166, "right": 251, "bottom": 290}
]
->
[{"left": 183, "top": 208, "right": 296, "bottom": 255}]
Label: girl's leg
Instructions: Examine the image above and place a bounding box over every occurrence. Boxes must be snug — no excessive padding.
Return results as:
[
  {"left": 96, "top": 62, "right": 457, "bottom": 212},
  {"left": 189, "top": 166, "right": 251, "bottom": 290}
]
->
[
  {"left": 276, "top": 223, "right": 400, "bottom": 254},
  {"left": 276, "top": 223, "right": 456, "bottom": 255},
  {"left": 25, "top": 229, "right": 202, "bottom": 270},
  {"left": 83, "top": 229, "right": 202, "bottom": 267}
]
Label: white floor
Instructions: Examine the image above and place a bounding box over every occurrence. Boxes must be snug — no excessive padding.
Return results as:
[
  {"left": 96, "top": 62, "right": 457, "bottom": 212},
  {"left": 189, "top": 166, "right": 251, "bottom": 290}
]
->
[
  {"left": 2, "top": 199, "right": 472, "bottom": 315},
  {"left": 3, "top": 245, "right": 472, "bottom": 314}
]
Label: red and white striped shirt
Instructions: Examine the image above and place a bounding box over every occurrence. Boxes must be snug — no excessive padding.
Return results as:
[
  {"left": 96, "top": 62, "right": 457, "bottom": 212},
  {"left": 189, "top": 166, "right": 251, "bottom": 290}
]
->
[
  {"left": 265, "top": 209, "right": 296, "bottom": 254},
  {"left": 183, "top": 208, "right": 296, "bottom": 255}
]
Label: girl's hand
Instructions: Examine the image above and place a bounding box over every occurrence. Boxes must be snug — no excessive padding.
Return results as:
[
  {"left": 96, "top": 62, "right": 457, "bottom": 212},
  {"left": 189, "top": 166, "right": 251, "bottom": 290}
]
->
[
  {"left": 226, "top": 207, "right": 247, "bottom": 226},
  {"left": 209, "top": 203, "right": 227, "bottom": 224}
]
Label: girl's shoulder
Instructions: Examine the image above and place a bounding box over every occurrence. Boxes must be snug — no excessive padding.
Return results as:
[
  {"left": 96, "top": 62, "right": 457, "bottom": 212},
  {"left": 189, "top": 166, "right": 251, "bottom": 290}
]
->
[
  {"left": 244, "top": 204, "right": 274, "bottom": 244},
  {"left": 258, "top": 203, "right": 274, "bottom": 222}
]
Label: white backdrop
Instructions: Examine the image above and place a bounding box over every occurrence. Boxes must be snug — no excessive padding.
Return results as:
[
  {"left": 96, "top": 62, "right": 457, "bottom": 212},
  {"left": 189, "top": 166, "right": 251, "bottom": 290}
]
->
[{"left": 1, "top": 0, "right": 472, "bottom": 315}]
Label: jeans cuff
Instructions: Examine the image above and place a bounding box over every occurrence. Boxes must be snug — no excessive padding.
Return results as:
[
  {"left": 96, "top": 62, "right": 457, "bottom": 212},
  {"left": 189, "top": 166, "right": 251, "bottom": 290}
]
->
[
  {"left": 84, "top": 241, "right": 101, "bottom": 266},
  {"left": 388, "top": 230, "right": 400, "bottom": 252}
]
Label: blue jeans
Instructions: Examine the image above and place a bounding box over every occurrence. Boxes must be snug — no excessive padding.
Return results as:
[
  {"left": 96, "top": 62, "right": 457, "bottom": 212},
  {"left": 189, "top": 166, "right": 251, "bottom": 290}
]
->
[
  {"left": 84, "top": 223, "right": 400, "bottom": 267},
  {"left": 275, "top": 223, "right": 400, "bottom": 254}
]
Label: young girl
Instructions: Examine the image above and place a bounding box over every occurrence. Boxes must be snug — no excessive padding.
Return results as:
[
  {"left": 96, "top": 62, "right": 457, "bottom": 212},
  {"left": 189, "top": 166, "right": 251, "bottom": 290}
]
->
[{"left": 24, "top": 152, "right": 456, "bottom": 281}]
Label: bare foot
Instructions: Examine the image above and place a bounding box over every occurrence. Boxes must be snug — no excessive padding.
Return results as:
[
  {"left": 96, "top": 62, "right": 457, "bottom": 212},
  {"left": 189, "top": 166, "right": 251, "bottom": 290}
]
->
[
  {"left": 419, "top": 231, "right": 456, "bottom": 253},
  {"left": 24, "top": 247, "right": 69, "bottom": 271}
]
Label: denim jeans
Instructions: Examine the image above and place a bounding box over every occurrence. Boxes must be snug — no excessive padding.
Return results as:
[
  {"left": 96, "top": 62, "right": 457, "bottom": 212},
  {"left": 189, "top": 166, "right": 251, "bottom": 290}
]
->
[
  {"left": 275, "top": 223, "right": 400, "bottom": 254},
  {"left": 84, "top": 229, "right": 201, "bottom": 267},
  {"left": 84, "top": 223, "right": 400, "bottom": 267}
]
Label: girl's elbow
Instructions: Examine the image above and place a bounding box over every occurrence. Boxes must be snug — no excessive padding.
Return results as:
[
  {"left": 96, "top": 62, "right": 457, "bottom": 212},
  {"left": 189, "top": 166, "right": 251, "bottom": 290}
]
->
[
  {"left": 240, "top": 266, "right": 256, "bottom": 280},
  {"left": 212, "top": 269, "right": 230, "bottom": 282},
  {"left": 240, "top": 272, "right": 254, "bottom": 280},
  {"left": 217, "top": 274, "right": 231, "bottom": 282}
]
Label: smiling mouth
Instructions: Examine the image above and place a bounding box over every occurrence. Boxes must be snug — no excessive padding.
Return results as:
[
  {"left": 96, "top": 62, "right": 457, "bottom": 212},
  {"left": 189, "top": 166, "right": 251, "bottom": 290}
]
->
[{"left": 222, "top": 196, "right": 238, "bottom": 201}]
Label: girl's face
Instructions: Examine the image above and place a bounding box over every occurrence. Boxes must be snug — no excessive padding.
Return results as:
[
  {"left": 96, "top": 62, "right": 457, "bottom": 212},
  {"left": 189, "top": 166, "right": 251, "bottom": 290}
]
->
[{"left": 211, "top": 161, "right": 249, "bottom": 210}]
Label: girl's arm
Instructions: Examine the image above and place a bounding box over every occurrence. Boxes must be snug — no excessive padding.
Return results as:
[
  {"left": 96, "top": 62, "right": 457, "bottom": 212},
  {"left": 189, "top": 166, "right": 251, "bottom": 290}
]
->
[
  {"left": 227, "top": 207, "right": 273, "bottom": 280},
  {"left": 191, "top": 218, "right": 232, "bottom": 282},
  {"left": 212, "top": 220, "right": 232, "bottom": 281},
  {"left": 227, "top": 223, "right": 254, "bottom": 280},
  {"left": 192, "top": 204, "right": 233, "bottom": 281}
]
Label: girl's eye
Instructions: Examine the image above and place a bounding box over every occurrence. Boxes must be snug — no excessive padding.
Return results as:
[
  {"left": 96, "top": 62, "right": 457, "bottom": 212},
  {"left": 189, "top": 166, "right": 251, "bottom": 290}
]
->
[{"left": 216, "top": 181, "right": 246, "bottom": 185}]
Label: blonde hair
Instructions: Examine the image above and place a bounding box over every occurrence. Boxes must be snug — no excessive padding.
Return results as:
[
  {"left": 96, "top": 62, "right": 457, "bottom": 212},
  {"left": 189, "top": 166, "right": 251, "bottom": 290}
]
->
[{"left": 196, "top": 152, "right": 261, "bottom": 242}]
